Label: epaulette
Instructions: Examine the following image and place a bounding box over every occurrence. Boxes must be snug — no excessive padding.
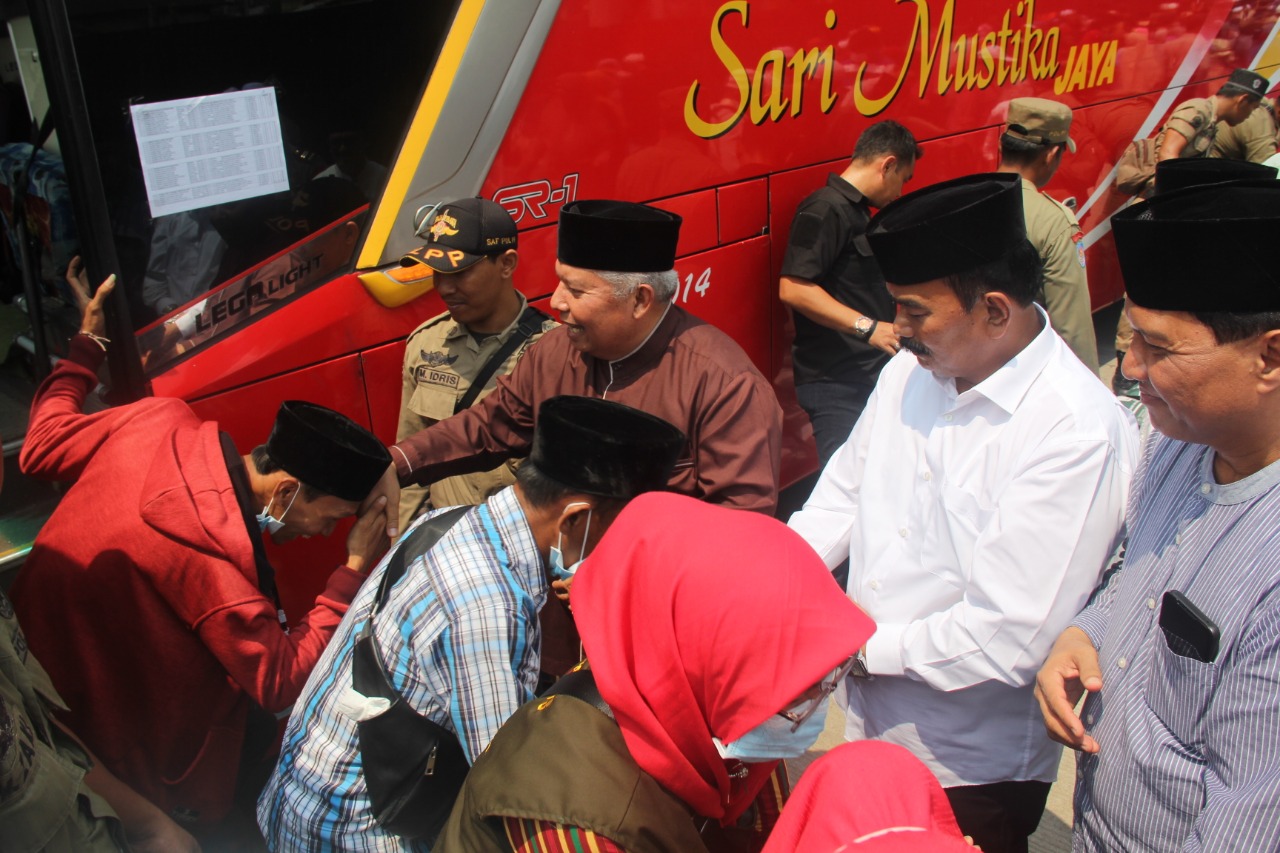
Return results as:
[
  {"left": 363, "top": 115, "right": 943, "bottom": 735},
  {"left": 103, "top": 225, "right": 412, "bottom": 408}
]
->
[
  {"left": 405, "top": 310, "right": 453, "bottom": 343},
  {"left": 1044, "top": 193, "right": 1081, "bottom": 228}
]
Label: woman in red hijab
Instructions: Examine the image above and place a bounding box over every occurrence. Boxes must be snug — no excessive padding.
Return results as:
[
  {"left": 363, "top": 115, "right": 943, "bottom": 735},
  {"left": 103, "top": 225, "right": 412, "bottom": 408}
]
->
[
  {"left": 761, "top": 741, "right": 976, "bottom": 852},
  {"left": 439, "top": 492, "right": 874, "bottom": 852}
]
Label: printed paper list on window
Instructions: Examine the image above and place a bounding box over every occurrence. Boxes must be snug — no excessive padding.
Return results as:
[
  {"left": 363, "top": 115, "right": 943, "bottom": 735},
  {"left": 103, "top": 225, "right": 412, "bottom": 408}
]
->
[{"left": 131, "top": 87, "right": 289, "bottom": 218}]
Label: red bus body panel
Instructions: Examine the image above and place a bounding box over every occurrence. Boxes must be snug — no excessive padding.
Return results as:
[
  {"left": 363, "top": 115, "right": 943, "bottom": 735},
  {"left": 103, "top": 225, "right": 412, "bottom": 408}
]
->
[{"left": 144, "top": 0, "right": 1272, "bottom": 617}]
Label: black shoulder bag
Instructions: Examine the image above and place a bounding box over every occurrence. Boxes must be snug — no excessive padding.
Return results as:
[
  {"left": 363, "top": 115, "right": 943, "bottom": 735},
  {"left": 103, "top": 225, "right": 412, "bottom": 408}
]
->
[{"left": 352, "top": 504, "right": 471, "bottom": 842}]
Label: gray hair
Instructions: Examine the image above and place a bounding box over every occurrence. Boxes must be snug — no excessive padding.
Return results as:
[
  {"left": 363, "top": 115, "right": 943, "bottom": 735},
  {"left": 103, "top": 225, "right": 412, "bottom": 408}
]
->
[{"left": 595, "top": 269, "right": 679, "bottom": 302}]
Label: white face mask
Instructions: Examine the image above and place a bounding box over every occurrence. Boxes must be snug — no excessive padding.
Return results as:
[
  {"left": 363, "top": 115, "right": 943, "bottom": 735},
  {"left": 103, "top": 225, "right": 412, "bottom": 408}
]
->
[
  {"left": 549, "top": 502, "right": 592, "bottom": 581},
  {"left": 256, "top": 487, "right": 299, "bottom": 534}
]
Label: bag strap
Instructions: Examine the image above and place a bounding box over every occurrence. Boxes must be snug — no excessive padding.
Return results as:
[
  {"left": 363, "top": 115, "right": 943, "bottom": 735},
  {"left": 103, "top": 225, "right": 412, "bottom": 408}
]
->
[
  {"left": 541, "top": 667, "right": 615, "bottom": 721},
  {"left": 357, "top": 504, "right": 472, "bottom": 700},
  {"left": 369, "top": 504, "right": 471, "bottom": 617},
  {"left": 453, "top": 306, "right": 549, "bottom": 415}
]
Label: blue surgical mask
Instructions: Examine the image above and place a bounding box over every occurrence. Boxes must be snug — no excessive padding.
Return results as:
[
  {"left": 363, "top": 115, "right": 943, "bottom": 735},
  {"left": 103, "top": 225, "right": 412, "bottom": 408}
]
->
[
  {"left": 256, "top": 488, "right": 298, "bottom": 534},
  {"left": 547, "top": 502, "right": 591, "bottom": 581},
  {"left": 719, "top": 707, "right": 828, "bottom": 762}
]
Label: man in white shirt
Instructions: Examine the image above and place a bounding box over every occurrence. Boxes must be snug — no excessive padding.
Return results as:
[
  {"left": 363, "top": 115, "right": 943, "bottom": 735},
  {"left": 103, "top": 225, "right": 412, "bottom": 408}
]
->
[{"left": 789, "top": 173, "right": 1138, "bottom": 853}]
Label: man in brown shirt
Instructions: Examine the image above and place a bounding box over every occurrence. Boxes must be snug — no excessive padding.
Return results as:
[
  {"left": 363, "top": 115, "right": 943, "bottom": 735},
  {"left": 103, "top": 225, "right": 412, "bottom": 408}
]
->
[
  {"left": 373, "top": 199, "right": 783, "bottom": 676},
  {"left": 377, "top": 199, "right": 783, "bottom": 525}
]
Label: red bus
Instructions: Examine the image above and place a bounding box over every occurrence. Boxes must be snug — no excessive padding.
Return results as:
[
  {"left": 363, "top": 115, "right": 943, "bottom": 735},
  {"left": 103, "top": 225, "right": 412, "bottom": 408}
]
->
[{"left": 2, "top": 0, "right": 1276, "bottom": 614}]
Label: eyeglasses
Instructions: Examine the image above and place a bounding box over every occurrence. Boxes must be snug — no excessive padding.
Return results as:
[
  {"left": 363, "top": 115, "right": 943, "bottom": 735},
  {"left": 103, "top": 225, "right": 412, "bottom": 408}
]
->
[{"left": 777, "top": 655, "right": 858, "bottom": 733}]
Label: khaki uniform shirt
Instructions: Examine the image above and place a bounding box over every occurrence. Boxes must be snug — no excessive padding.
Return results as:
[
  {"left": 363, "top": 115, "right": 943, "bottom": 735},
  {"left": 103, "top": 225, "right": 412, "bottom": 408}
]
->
[
  {"left": 396, "top": 295, "right": 556, "bottom": 531},
  {"left": 1212, "top": 98, "right": 1278, "bottom": 163},
  {"left": 1020, "top": 178, "right": 1099, "bottom": 373},
  {"left": 1156, "top": 97, "right": 1217, "bottom": 159}
]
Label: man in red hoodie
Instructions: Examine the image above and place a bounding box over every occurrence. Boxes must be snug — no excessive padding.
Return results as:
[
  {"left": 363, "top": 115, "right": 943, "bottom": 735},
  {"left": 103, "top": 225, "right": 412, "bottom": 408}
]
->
[{"left": 10, "top": 263, "right": 391, "bottom": 833}]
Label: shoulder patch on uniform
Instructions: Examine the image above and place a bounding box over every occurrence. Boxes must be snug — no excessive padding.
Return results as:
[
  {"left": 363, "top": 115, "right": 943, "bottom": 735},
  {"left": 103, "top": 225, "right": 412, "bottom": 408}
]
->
[{"left": 1074, "top": 234, "right": 1087, "bottom": 268}]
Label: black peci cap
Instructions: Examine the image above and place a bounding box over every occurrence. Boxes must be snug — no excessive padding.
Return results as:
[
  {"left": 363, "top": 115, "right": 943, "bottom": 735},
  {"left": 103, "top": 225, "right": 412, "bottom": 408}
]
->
[
  {"left": 557, "top": 200, "right": 682, "bottom": 273},
  {"left": 1154, "top": 158, "right": 1277, "bottom": 196},
  {"left": 867, "top": 173, "right": 1026, "bottom": 285},
  {"left": 1114, "top": 180, "right": 1280, "bottom": 312},
  {"left": 266, "top": 401, "right": 392, "bottom": 502},
  {"left": 530, "top": 396, "right": 684, "bottom": 500}
]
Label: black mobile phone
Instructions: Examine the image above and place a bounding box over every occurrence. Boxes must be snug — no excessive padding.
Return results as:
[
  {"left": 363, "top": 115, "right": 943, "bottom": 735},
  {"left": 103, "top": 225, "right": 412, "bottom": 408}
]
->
[{"left": 1159, "top": 590, "right": 1220, "bottom": 663}]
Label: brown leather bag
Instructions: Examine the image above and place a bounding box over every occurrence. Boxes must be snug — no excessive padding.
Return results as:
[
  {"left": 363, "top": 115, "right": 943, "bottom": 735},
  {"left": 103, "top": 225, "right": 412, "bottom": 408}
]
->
[{"left": 1115, "top": 138, "right": 1159, "bottom": 197}]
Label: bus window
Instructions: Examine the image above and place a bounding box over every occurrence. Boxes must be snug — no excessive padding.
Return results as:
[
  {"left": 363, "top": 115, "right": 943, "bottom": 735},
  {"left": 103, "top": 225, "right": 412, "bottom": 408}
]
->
[{"left": 62, "top": 0, "right": 455, "bottom": 333}]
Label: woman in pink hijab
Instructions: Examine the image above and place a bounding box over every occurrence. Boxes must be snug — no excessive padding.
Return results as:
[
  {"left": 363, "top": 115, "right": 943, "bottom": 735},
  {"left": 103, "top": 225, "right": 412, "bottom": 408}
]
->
[
  {"left": 440, "top": 492, "right": 874, "bottom": 852},
  {"left": 762, "top": 741, "right": 976, "bottom": 852}
]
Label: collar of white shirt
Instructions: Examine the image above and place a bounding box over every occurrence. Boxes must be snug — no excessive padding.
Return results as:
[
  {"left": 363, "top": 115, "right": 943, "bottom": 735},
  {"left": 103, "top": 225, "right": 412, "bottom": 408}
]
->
[{"left": 936, "top": 305, "right": 1054, "bottom": 417}]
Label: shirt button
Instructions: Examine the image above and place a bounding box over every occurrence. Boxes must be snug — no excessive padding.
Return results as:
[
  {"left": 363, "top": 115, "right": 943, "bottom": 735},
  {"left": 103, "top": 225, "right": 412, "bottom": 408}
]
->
[
  {"left": 944, "top": 414, "right": 954, "bottom": 422},
  {"left": 1201, "top": 483, "right": 1212, "bottom": 495},
  {"left": 922, "top": 471, "right": 933, "bottom": 481},
  {"left": 1147, "top": 598, "right": 1157, "bottom": 610},
  {"left": 1117, "top": 657, "right": 1128, "bottom": 670},
  {"left": 898, "top": 528, "right": 909, "bottom": 538},
  {"left": 1175, "top": 533, "right": 1183, "bottom": 545},
  {"left": 1086, "top": 714, "right": 1094, "bottom": 726},
  {"left": 869, "top": 580, "right": 881, "bottom": 591}
]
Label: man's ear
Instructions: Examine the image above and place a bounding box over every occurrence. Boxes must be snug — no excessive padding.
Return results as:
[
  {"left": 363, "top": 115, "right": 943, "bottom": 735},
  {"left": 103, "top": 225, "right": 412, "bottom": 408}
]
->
[
  {"left": 1255, "top": 329, "right": 1280, "bottom": 393},
  {"left": 632, "top": 282, "right": 657, "bottom": 318},
  {"left": 497, "top": 249, "right": 518, "bottom": 278},
  {"left": 264, "top": 476, "right": 299, "bottom": 513},
  {"left": 879, "top": 154, "right": 899, "bottom": 179},
  {"left": 556, "top": 499, "right": 594, "bottom": 536},
  {"left": 981, "top": 291, "right": 1015, "bottom": 335}
]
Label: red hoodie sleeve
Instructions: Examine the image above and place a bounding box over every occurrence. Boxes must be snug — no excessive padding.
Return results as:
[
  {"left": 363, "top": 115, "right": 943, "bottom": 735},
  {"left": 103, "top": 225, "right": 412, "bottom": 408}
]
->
[
  {"left": 191, "top": 565, "right": 364, "bottom": 713},
  {"left": 19, "top": 336, "right": 118, "bottom": 480}
]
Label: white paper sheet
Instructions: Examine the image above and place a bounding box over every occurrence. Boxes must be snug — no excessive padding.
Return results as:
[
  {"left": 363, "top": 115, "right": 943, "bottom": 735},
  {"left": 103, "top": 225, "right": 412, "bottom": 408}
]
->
[{"left": 132, "top": 87, "right": 289, "bottom": 218}]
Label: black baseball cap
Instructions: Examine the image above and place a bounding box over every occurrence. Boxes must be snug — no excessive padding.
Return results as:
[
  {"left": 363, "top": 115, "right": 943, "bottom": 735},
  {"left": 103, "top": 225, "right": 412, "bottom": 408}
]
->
[{"left": 402, "top": 197, "right": 518, "bottom": 273}]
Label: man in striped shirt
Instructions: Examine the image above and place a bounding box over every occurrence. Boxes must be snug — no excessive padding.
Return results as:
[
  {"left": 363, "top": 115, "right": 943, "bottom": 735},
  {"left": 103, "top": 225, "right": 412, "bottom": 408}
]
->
[
  {"left": 256, "top": 396, "right": 682, "bottom": 852},
  {"left": 1036, "top": 180, "right": 1280, "bottom": 850}
]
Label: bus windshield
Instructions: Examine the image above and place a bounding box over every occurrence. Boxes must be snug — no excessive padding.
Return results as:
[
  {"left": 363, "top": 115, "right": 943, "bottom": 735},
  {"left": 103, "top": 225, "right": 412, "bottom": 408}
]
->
[{"left": 60, "top": 0, "right": 452, "bottom": 334}]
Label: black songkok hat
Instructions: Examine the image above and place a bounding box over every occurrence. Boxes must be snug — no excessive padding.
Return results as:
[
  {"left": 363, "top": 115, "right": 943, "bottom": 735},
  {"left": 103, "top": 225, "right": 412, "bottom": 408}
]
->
[
  {"left": 867, "top": 173, "right": 1025, "bottom": 284},
  {"left": 530, "top": 395, "right": 685, "bottom": 500},
  {"left": 1154, "top": 157, "right": 1277, "bottom": 196},
  {"left": 557, "top": 200, "right": 682, "bottom": 273},
  {"left": 1114, "top": 180, "right": 1280, "bottom": 312},
  {"left": 266, "top": 401, "right": 392, "bottom": 502}
]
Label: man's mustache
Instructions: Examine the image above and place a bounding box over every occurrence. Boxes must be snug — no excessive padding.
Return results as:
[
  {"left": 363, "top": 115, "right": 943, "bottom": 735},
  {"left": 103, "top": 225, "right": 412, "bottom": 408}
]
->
[{"left": 900, "top": 336, "right": 932, "bottom": 358}]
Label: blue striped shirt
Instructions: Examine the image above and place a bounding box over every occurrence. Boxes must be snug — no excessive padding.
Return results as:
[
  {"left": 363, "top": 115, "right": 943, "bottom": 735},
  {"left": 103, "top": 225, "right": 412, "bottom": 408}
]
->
[
  {"left": 1072, "top": 435, "right": 1280, "bottom": 851},
  {"left": 257, "top": 488, "right": 545, "bottom": 852}
]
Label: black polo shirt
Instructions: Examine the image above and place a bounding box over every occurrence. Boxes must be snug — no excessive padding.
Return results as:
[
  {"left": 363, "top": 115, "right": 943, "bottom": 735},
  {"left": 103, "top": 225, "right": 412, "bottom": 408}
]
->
[{"left": 780, "top": 174, "right": 894, "bottom": 387}]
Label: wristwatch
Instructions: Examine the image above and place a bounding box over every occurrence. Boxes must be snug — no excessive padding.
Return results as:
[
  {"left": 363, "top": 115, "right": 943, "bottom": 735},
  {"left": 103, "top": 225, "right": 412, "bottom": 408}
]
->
[
  {"left": 849, "top": 648, "right": 872, "bottom": 679},
  {"left": 852, "top": 315, "right": 877, "bottom": 342}
]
